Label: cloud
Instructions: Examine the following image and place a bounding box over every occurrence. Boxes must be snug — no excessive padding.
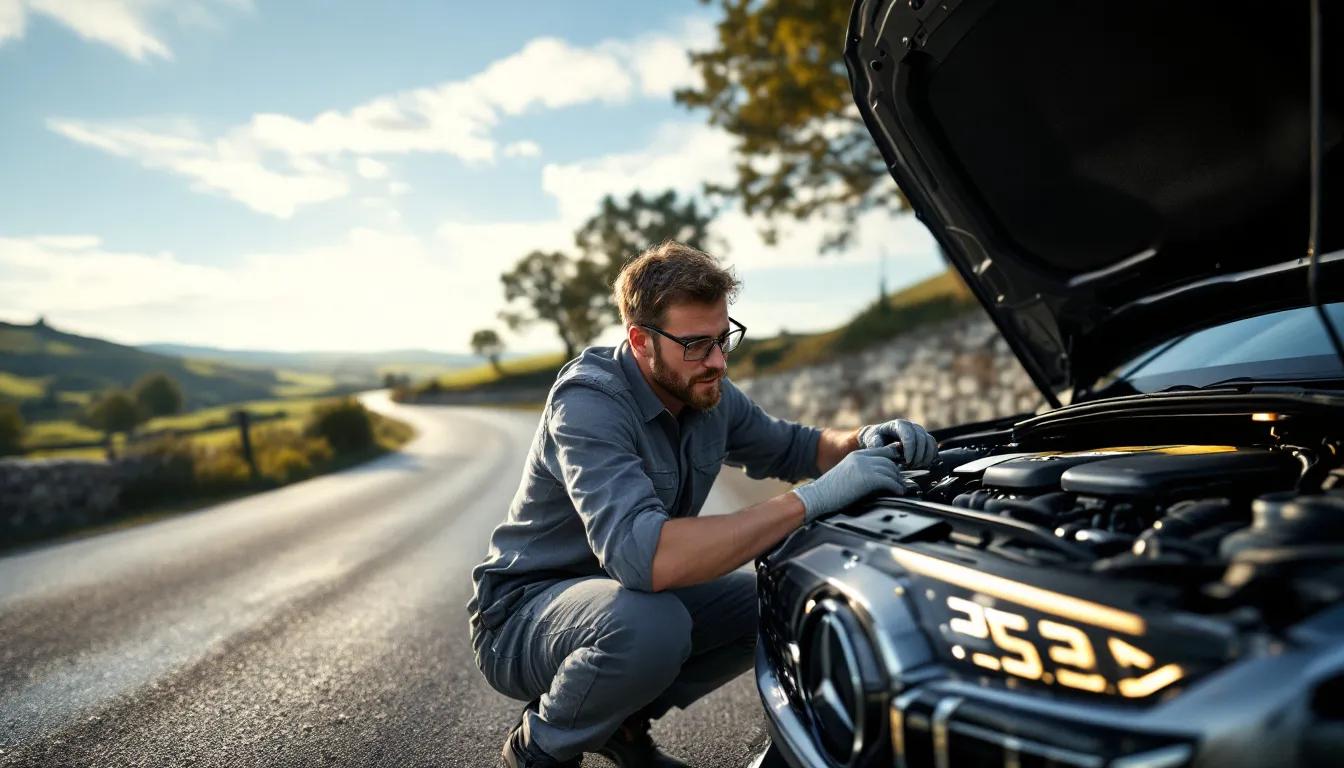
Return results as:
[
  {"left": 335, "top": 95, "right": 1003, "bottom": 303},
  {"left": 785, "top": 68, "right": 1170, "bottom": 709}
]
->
[
  {"left": 48, "top": 15, "right": 712, "bottom": 217},
  {"left": 0, "top": 228, "right": 526, "bottom": 352},
  {"left": 503, "top": 140, "right": 541, "bottom": 159},
  {"left": 442, "top": 120, "right": 941, "bottom": 273},
  {"left": 49, "top": 117, "right": 350, "bottom": 218},
  {"left": 1, "top": 0, "right": 250, "bottom": 61},
  {"left": 356, "top": 157, "right": 389, "bottom": 179}
]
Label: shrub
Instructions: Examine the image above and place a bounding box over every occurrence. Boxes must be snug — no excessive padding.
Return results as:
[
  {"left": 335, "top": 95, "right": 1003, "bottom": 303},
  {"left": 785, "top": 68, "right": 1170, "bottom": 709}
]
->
[
  {"left": 195, "top": 448, "right": 254, "bottom": 492},
  {"left": 305, "top": 398, "right": 375, "bottom": 455},
  {"left": 258, "top": 446, "right": 313, "bottom": 483},
  {"left": 0, "top": 400, "right": 24, "bottom": 456}
]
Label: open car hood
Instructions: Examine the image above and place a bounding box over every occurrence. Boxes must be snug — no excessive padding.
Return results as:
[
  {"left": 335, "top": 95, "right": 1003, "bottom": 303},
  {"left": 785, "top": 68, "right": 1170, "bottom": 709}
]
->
[{"left": 845, "top": 0, "right": 1344, "bottom": 404}]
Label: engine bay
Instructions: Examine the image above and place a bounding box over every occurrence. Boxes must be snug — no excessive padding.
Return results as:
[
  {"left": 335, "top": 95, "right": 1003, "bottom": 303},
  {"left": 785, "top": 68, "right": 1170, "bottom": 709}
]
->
[{"left": 828, "top": 397, "right": 1344, "bottom": 628}]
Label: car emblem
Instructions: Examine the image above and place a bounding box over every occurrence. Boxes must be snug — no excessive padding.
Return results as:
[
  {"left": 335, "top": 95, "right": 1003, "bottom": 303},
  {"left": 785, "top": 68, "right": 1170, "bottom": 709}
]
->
[{"left": 800, "top": 598, "right": 873, "bottom": 767}]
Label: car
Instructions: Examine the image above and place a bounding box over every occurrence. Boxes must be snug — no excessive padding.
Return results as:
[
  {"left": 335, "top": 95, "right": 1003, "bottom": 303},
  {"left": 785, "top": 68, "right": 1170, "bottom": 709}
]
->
[{"left": 748, "top": 1, "right": 1344, "bottom": 767}]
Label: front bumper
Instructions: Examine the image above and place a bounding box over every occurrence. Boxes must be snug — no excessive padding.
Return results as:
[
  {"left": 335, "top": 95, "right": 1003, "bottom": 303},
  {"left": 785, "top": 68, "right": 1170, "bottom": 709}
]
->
[{"left": 756, "top": 642, "right": 832, "bottom": 768}]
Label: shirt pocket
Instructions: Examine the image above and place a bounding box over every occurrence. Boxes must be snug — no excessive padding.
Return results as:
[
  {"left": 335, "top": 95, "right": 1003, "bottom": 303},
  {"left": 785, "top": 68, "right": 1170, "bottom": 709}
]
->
[
  {"left": 692, "top": 437, "right": 727, "bottom": 473},
  {"left": 646, "top": 468, "right": 678, "bottom": 507}
]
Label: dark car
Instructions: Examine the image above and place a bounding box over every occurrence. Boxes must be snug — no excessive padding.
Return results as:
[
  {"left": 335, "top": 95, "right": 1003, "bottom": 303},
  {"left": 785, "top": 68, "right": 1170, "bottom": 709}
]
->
[{"left": 750, "top": 1, "right": 1344, "bottom": 767}]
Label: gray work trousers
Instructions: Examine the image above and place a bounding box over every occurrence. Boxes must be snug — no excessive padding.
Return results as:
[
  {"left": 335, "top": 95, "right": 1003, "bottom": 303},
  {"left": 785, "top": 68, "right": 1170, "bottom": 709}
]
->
[{"left": 472, "top": 570, "right": 758, "bottom": 761}]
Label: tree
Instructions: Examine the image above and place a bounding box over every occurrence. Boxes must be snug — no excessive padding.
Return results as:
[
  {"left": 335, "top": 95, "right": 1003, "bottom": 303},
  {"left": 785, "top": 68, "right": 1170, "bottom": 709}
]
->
[
  {"left": 575, "top": 189, "right": 718, "bottom": 289},
  {"left": 500, "top": 251, "right": 609, "bottom": 360},
  {"left": 674, "top": 0, "right": 906, "bottom": 252},
  {"left": 133, "top": 372, "right": 184, "bottom": 420},
  {"left": 87, "top": 391, "right": 142, "bottom": 435},
  {"left": 470, "top": 329, "right": 507, "bottom": 374},
  {"left": 0, "top": 400, "right": 25, "bottom": 457}
]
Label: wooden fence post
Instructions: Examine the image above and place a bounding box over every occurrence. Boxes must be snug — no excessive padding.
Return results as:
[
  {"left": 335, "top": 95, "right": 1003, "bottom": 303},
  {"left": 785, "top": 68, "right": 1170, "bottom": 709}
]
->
[
  {"left": 103, "top": 433, "right": 116, "bottom": 460},
  {"left": 236, "top": 410, "right": 259, "bottom": 480}
]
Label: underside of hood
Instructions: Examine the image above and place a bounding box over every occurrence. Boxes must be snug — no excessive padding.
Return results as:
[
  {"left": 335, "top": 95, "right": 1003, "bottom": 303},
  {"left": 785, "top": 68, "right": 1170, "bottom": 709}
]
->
[{"left": 845, "top": 0, "right": 1344, "bottom": 403}]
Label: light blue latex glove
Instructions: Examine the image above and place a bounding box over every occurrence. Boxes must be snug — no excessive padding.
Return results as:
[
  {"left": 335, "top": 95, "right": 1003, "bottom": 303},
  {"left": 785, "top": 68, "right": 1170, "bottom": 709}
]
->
[
  {"left": 793, "top": 444, "right": 908, "bottom": 523},
  {"left": 856, "top": 419, "right": 938, "bottom": 468}
]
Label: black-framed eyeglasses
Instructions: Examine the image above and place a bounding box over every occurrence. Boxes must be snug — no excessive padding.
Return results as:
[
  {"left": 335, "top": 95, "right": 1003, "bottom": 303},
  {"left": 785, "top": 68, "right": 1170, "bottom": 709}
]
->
[{"left": 639, "top": 317, "right": 747, "bottom": 362}]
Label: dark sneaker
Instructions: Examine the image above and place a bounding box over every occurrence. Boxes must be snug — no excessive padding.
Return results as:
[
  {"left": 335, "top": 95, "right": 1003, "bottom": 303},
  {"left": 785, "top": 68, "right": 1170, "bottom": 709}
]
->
[
  {"left": 501, "top": 701, "right": 581, "bottom": 768},
  {"left": 596, "top": 714, "right": 690, "bottom": 768}
]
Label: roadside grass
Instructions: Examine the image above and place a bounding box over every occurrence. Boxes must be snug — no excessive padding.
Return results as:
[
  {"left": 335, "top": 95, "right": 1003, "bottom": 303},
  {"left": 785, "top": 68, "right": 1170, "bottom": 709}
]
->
[{"left": 4, "top": 401, "right": 418, "bottom": 553}]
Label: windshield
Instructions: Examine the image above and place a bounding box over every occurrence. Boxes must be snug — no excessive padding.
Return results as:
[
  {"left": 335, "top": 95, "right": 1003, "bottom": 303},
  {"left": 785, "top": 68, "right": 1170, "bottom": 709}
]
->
[{"left": 1098, "top": 302, "right": 1344, "bottom": 393}]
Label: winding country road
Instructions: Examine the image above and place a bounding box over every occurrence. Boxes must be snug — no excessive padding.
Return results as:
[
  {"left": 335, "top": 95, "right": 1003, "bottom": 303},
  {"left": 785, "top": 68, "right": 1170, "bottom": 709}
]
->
[{"left": 0, "top": 393, "right": 786, "bottom": 767}]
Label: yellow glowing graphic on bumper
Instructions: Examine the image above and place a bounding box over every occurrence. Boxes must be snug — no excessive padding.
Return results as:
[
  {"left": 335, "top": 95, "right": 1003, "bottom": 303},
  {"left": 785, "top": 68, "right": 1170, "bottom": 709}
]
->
[{"left": 893, "top": 549, "right": 1188, "bottom": 698}]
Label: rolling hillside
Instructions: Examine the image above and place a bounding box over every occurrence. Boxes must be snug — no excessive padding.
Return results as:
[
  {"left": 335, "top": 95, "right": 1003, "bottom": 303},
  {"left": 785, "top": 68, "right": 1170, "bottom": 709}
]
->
[
  {"left": 0, "top": 318, "right": 333, "bottom": 422},
  {"left": 136, "top": 343, "right": 521, "bottom": 383},
  {"left": 409, "top": 267, "right": 982, "bottom": 397}
]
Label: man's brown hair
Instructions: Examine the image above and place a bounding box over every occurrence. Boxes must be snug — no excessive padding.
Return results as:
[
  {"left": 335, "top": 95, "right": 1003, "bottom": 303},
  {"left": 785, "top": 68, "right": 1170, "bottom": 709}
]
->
[{"left": 613, "top": 240, "right": 741, "bottom": 327}]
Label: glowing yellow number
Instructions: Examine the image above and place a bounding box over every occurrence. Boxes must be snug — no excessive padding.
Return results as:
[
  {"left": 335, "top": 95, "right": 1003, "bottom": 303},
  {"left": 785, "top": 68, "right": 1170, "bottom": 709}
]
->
[
  {"left": 1039, "top": 619, "right": 1095, "bottom": 669},
  {"left": 946, "top": 596, "right": 989, "bottom": 638},
  {"left": 984, "top": 607, "right": 1044, "bottom": 681},
  {"left": 1039, "top": 620, "right": 1107, "bottom": 692}
]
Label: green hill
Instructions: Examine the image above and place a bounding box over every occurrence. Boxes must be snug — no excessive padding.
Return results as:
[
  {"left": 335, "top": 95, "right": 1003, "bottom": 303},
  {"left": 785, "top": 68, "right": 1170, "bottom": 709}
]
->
[
  {"left": 0, "top": 318, "right": 331, "bottom": 422},
  {"left": 409, "top": 267, "right": 982, "bottom": 398},
  {"left": 135, "top": 343, "right": 504, "bottom": 384}
]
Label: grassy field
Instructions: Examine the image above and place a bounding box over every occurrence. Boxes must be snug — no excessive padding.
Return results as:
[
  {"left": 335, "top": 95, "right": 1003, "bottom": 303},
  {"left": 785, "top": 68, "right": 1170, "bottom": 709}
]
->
[
  {"left": 18, "top": 396, "right": 335, "bottom": 459},
  {"left": 0, "top": 372, "right": 46, "bottom": 398},
  {"left": 431, "top": 352, "right": 569, "bottom": 390}
]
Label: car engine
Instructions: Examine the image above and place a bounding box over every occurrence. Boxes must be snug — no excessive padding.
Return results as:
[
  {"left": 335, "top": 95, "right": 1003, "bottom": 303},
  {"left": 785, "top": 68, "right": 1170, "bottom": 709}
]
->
[{"left": 756, "top": 398, "right": 1344, "bottom": 768}]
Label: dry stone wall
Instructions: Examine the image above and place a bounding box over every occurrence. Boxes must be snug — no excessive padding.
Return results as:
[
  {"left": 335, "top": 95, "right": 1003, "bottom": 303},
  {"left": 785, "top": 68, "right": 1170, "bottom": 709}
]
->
[
  {"left": 0, "top": 456, "right": 167, "bottom": 547},
  {"left": 734, "top": 314, "right": 1044, "bottom": 430}
]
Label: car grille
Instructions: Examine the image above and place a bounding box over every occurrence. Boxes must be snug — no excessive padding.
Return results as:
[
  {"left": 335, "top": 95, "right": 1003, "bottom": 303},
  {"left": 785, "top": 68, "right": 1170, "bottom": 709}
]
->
[{"left": 891, "top": 688, "right": 1191, "bottom": 768}]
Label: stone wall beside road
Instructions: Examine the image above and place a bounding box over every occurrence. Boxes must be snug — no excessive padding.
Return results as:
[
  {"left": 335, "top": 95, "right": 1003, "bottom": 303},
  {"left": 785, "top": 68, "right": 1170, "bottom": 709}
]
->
[{"left": 734, "top": 314, "right": 1043, "bottom": 430}]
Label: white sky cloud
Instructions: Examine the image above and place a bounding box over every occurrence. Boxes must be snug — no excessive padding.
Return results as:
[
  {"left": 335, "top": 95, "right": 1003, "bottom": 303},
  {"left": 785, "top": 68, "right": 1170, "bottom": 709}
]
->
[
  {"left": 49, "top": 117, "right": 350, "bottom": 218},
  {"left": 45, "top": 16, "right": 712, "bottom": 219},
  {"left": 1, "top": 0, "right": 250, "bottom": 60},
  {"left": 503, "top": 140, "right": 541, "bottom": 159},
  {"left": 355, "top": 157, "right": 389, "bottom": 179}
]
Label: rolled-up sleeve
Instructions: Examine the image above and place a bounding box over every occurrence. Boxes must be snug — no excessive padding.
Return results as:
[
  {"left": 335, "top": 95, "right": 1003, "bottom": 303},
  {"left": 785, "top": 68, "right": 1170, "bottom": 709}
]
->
[
  {"left": 544, "top": 383, "right": 669, "bottom": 592},
  {"left": 720, "top": 378, "right": 823, "bottom": 484}
]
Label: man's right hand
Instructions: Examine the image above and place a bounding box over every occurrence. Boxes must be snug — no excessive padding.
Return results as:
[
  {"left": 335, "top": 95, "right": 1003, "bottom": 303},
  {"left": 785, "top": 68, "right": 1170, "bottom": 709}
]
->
[{"left": 791, "top": 444, "right": 908, "bottom": 523}]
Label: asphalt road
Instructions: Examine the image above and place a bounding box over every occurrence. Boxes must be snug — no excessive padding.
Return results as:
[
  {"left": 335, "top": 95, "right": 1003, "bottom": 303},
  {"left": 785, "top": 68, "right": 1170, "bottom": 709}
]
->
[{"left": 0, "top": 393, "right": 785, "bottom": 768}]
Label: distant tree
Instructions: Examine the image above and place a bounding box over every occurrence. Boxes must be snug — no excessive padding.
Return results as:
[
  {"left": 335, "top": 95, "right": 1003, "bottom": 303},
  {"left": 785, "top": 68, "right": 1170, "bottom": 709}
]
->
[
  {"left": 675, "top": 0, "right": 906, "bottom": 252},
  {"left": 575, "top": 189, "right": 718, "bottom": 282},
  {"left": 133, "top": 372, "right": 184, "bottom": 419},
  {"left": 0, "top": 400, "right": 25, "bottom": 456},
  {"left": 500, "top": 251, "right": 609, "bottom": 360},
  {"left": 470, "top": 329, "right": 507, "bottom": 374},
  {"left": 382, "top": 372, "right": 411, "bottom": 389},
  {"left": 87, "top": 391, "right": 142, "bottom": 435}
]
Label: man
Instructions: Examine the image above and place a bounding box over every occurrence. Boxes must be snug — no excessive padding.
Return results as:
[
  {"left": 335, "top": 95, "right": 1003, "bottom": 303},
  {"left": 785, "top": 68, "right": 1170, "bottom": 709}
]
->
[{"left": 468, "top": 241, "right": 938, "bottom": 768}]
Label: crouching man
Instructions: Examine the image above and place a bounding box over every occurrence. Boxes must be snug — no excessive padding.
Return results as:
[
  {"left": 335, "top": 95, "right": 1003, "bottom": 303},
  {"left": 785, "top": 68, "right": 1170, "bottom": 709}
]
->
[{"left": 467, "top": 241, "right": 938, "bottom": 767}]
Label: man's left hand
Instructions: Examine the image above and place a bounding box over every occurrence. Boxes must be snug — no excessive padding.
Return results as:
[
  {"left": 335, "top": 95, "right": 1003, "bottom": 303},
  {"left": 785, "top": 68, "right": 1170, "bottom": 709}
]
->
[{"left": 856, "top": 419, "right": 938, "bottom": 468}]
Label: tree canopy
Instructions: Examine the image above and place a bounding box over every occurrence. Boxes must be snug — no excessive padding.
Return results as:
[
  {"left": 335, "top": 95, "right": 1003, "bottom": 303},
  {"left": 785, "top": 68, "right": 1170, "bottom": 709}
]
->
[
  {"left": 499, "top": 251, "right": 609, "bottom": 360},
  {"left": 674, "top": 0, "right": 906, "bottom": 251},
  {"left": 133, "top": 372, "right": 184, "bottom": 419},
  {"left": 469, "top": 329, "right": 506, "bottom": 372}
]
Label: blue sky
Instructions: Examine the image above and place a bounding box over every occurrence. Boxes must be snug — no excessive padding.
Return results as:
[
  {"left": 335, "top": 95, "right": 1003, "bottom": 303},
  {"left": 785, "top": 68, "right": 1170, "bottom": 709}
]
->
[{"left": 0, "top": 0, "right": 942, "bottom": 354}]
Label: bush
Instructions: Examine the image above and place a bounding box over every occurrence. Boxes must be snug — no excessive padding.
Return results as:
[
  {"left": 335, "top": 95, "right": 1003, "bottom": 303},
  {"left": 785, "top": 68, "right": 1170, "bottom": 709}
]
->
[
  {"left": 0, "top": 400, "right": 24, "bottom": 456},
  {"left": 305, "top": 398, "right": 375, "bottom": 455},
  {"left": 121, "top": 435, "right": 198, "bottom": 507},
  {"left": 258, "top": 446, "right": 313, "bottom": 483},
  {"left": 195, "top": 449, "right": 254, "bottom": 493}
]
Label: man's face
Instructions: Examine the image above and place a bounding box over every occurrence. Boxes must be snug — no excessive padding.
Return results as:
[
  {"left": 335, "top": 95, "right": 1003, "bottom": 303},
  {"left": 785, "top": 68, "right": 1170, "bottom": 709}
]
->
[{"left": 645, "top": 298, "right": 730, "bottom": 411}]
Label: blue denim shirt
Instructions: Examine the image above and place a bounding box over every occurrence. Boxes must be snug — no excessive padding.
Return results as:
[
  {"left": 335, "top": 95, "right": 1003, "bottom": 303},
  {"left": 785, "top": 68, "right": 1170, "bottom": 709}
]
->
[{"left": 467, "top": 343, "right": 822, "bottom": 633}]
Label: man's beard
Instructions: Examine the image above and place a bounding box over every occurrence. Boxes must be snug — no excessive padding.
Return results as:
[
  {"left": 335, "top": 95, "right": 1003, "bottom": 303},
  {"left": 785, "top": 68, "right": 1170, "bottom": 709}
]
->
[{"left": 651, "top": 342, "right": 723, "bottom": 410}]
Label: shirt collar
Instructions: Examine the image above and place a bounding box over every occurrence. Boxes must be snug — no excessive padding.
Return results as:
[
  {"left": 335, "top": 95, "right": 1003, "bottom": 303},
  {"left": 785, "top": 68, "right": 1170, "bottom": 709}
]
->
[{"left": 617, "top": 342, "right": 669, "bottom": 423}]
